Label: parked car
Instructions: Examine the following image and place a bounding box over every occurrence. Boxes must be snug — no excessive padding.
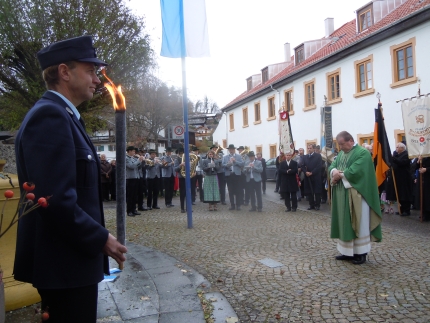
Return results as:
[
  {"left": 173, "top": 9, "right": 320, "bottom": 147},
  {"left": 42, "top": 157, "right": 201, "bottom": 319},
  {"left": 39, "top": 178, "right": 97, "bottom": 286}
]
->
[{"left": 265, "top": 158, "right": 277, "bottom": 181}]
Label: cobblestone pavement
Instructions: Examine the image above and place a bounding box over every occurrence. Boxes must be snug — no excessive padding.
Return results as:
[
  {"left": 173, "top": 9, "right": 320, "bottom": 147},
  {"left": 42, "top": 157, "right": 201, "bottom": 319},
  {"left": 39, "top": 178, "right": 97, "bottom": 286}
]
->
[{"left": 103, "top": 182, "right": 430, "bottom": 323}]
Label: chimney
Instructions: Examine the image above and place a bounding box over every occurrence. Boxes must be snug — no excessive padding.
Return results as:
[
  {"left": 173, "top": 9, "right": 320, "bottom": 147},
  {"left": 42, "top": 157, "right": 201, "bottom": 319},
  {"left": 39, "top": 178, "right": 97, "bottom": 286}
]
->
[
  {"left": 325, "top": 18, "right": 334, "bottom": 38},
  {"left": 284, "top": 43, "right": 291, "bottom": 62}
]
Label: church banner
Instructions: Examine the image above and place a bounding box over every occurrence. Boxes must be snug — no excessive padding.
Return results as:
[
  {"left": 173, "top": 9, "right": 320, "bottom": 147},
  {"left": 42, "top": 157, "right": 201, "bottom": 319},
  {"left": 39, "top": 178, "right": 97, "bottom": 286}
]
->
[
  {"left": 400, "top": 96, "right": 430, "bottom": 158},
  {"left": 320, "top": 106, "right": 334, "bottom": 162},
  {"left": 279, "top": 110, "right": 295, "bottom": 154}
]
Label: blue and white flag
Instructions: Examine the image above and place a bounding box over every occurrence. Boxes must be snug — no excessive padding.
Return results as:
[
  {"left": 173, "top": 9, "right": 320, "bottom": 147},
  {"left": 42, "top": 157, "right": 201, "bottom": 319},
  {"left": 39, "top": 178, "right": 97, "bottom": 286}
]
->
[{"left": 160, "top": 0, "right": 210, "bottom": 58}]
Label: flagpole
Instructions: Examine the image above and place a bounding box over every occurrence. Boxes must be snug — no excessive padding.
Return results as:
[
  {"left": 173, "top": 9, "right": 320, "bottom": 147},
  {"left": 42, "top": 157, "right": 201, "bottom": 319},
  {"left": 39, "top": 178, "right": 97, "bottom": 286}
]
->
[{"left": 181, "top": 56, "right": 193, "bottom": 229}]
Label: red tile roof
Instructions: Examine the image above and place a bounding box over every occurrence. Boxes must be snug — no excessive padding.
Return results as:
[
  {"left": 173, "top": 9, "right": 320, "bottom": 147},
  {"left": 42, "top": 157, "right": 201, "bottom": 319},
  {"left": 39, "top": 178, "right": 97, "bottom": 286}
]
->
[{"left": 224, "top": 0, "right": 430, "bottom": 109}]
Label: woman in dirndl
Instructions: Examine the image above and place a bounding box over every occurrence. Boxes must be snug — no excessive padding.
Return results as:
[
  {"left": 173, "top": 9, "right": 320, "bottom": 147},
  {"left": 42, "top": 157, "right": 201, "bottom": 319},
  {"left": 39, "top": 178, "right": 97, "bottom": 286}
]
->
[{"left": 202, "top": 150, "right": 221, "bottom": 211}]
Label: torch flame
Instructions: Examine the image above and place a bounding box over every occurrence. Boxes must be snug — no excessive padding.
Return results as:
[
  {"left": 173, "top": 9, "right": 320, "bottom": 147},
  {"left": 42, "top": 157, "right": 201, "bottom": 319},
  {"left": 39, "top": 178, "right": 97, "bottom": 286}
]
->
[{"left": 102, "top": 69, "right": 126, "bottom": 111}]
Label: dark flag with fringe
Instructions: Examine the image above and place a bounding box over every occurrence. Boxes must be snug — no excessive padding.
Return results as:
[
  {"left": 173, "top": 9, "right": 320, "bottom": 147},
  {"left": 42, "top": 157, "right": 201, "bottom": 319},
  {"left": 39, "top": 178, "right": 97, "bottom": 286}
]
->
[{"left": 373, "top": 103, "right": 392, "bottom": 190}]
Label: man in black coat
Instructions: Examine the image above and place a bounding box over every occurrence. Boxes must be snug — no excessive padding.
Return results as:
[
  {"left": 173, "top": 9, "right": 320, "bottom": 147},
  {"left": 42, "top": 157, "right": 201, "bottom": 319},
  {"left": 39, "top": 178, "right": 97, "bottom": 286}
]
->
[
  {"left": 14, "top": 36, "right": 127, "bottom": 323},
  {"left": 303, "top": 144, "right": 322, "bottom": 210},
  {"left": 279, "top": 151, "right": 299, "bottom": 212}
]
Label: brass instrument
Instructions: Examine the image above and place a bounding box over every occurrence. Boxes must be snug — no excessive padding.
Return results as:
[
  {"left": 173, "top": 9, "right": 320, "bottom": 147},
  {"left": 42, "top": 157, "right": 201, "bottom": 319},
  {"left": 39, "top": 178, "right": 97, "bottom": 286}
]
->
[
  {"left": 144, "top": 159, "right": 154, "bottom": 166},
  {"left": 180, "top": 154, "right": 200, "bottom": 178},
  {"left": 214, "top": 145, "right": 226, "bottom": 157},
  {"left": 240, "top": 146, "right": 250, "bottom": 157}
]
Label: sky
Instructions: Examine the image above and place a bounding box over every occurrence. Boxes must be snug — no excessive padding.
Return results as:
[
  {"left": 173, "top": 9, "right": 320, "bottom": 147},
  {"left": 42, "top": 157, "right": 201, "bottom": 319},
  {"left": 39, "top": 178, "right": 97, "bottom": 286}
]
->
[{"left": 126, "top": 0, "right": 367, "bottom": 108}]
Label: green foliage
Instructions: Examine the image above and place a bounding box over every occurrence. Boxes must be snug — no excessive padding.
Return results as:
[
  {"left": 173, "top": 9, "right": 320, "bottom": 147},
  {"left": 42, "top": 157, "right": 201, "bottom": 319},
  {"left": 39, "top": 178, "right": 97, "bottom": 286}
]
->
[{"left": 0, "top": 0, "right": 154, "bottom": 130}]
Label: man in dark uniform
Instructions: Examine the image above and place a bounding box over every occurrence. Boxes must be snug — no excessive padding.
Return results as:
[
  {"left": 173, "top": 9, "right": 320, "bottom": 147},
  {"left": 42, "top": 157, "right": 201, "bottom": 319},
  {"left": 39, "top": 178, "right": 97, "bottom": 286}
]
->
[
  {"left": 14, "top": 36, "right": 127, "bottom": 323},
  {"left": 303, "top": 144, "right": 322, "bottom": 210},
  {"left": 161, "top": 147, "right": 176, "bottom": 207}
]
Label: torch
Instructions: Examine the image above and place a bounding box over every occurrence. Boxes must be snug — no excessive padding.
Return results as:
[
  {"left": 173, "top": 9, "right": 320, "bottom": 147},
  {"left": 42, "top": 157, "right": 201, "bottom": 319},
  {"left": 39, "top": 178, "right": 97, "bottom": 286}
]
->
[{"left": 102, "top": 70, "right": 126, "bottom": 270}]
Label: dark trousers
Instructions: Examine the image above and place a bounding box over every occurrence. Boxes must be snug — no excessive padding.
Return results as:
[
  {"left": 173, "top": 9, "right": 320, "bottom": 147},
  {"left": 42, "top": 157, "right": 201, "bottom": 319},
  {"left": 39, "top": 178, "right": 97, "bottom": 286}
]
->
[
  {"left": 242, "top": 174, "right": 249, "bottom": 204},
  {"left": 110, "top": 180, "right": 116, "bottom": 200},
  {"left": 248, "top": 179, "right": 262, "bottom": 210},
  {"left": 191, "top": 176, "right": 197, "bottom": 202},
  {"left": 321, "top": 180, "right": 327, "bottom": 201},
  {"left": 261, "top": 179, "right": 267, "bottom": 193},
  {"left": 38, "top": 284, "right": 98, "bottom": 323},
  {"left": 137, "top": 177, "right": 146, "bottom": 208},
  {"left": 179, "top": 177, "right": 186, "bottom": 210},
  {"left": 101, "top": 182, "right": 110, "bottom": 200},
  {"left": 276, "top": 170, "right": 281, "bottom": 190},
  {"left": 283, "top": 191, "right": 298, "bottom": 210},
  {"left": 147, "top": 177, "right": 160, "bottom": 207},
  {"left": 195, "top": 174, "right": 204, "bottom": 201},
  {"left": 126, "top": 178, "right": 138, "bottom": 213},
  {"left": 217, "top": 172, "right": 226, "bottom": 202},
  {"left": 226, "top": 173, "right": 243, "bottom": 206},
  {"left": 309, "top": 193, "right": 321, "bottom": 208},
  {"left": 163, "top": 176, "right": 175, "bottom": 205},
  {"left": 399, "top": 199, "right": 411, "bottom": 214}
]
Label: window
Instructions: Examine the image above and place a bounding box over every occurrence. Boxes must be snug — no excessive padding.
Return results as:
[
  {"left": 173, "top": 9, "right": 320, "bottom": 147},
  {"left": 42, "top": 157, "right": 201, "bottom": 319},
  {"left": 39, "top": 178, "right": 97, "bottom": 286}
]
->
[
  {"left": 357, "top": 133, "right": 374, "bottom": 146},
  {"left": 390, "top": 38, "right": 417, "bottom": 88},
  {"left": 358, "top": 6, "right": 373, "bottom": 32},
  {"left": 394, "top": 129, "right": 405, "bottom": 144},
  {"left": 222, "top": 139, "right": 227, "bottom": 148},
  {"left": 295, "top": 45, "right": 304, "bottom": 65},
  {"left": 354, "top": 55, "right": 374, "bottom": 98},
  {"left": 262, "top": 67, "right": 269, "bottom": 83},
  {"left": 269, "top": 144, "right": 277, "bottom": 158},
  {"left": 96, "top": 145, "right": 104, "bottom": 152},
  {"left": 256, "top": 145, "right": 262, "bottom": 154},
  {"left": 303, "top": 79, "right": 316, "bottom": 111},
  {"left": 254, "top": 102, "right": 261, "bottom": 124},
  {"left": 284, "top": 88, "right": 294, "bottom": 115},
  {"left": 326, "top": 68, "right": 342, "bottom": 104},
  {"left": 108, "top": 145, "right": 116, "bottom": 151},
  {"left": 247, "top": 77, "right": 252, "bottom": 91},
  {"left": 242, "top": 107, "right": 248, "bottom": 127},
  {"left": 267, "top": 96, "right": 276, "bottom": 120},
  {"left": 229, "top": 113, "right": 234, "bottom": 131}
]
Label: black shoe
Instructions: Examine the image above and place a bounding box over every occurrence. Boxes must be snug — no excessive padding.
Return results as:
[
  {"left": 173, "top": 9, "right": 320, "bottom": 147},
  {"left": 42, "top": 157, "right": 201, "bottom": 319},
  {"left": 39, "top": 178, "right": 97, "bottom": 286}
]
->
[
  {"left": 395, "top": 212, "right": 400, "bottom": 215},
  {"left": 192, "top": 202, "right": 196, "bottom": 205},
  {"left": 138, "top": 206, "right": 147, "bottom": 211},
  {"left": 152, "top": 206, "right": 160, "bottom": 209},
  {"left": 169, "top": 204, "right": 175, "bottom": 207},
  {"left": 249, "top": 208, "right": 257, "bottom": 212},
  {"left": 292, "top": 209, "right": 297, "bottom": 212},
  {"left": 285, "top": 208, "right": 291, "bottom": 212},
  {"left": 335, "top": 254, "right": 354, "bottom": 261},
  {"left": 127, "top": 212, "right": 135, "bottom": 217},
  {"left": 181, "top": 209, "right": 186, "bottom": 213},
  {"left": 274, "top": 189, "right": 279, "bottom": 193},
  {"left": 229, "top": 205, "right": 236, "bottom": 210},
  {"left": 352, "top": 254, "right": 367, "bottom": 265},
  {"left": 321, "top": 200, "right": 326, "bottom": 204},
  {"left": 307, "top": 207, "right": 315, "bottom": 210},
  {"left": 280, "top": 197, "right": 284, "bottom": 200},
  {"left": 236, "top": 206, "right": 241, "bottom": 211},
  {"left": 243, "top": 203, "right": 249, "bottom": 206},
  {"left": 147, "top": 207, "right": 152, "bottom": 210},
  {"left": 132, "top": 210, "right": 141, "bottom": 215},
  {"left": 257, "top": 209, "right": 262, "bottom": 212},
  {"left": 315, "top": 207, "right": 320, "bottom": 210},
  {"left": 400, "top": 212, "right": 410, "bottom": 216},
  {"left": 221, "top": 202, "right": 227, "bottom": 205},
  {"left": 297, "top": 198, "right": 301, "bottom": 201}
]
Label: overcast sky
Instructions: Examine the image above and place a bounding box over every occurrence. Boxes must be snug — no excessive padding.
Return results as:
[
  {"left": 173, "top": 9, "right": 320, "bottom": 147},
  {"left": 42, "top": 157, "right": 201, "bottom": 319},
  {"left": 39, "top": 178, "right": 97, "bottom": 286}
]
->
[{"left": 127, "top": 0, "right": 367, "bottom": 108}]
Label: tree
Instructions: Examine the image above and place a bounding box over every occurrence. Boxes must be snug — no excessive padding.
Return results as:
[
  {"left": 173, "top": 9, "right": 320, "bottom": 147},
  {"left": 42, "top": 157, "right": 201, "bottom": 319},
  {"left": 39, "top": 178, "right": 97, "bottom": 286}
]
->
[
  {"left": 0, "top": 0, "right": 154, "bottom": 130},
  {"left": 191, "top": 95, "right": 220, "bottom": 114}
]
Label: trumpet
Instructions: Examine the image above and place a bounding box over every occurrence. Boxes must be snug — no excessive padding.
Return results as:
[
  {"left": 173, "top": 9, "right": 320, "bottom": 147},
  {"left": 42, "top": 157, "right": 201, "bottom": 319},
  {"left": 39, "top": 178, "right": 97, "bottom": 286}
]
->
[
  {"left": 144, "top": 159, "right": 154, "bottom": 166},
  {"left": 240, "top": 146, "right": 250, "bottom": 157}
]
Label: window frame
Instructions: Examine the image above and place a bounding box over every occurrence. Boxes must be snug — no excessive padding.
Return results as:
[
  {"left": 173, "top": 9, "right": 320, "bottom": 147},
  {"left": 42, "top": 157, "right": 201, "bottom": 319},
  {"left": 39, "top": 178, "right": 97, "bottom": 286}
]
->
[
  {"left": 222, "top": 139, "right": 227, "bottom": 148},
  {"left": 353, "top": 54, "right": 375, "bottom": 98},
  {"left": 255, "top": 145, "right": 263, "bottom": 154},
  {"left": 326, "top": 68, "right": 342, "bottom": 104},
  {"left": 303, "top": 78, "right": 316, "bottom": 111},
  {"left": 267, "top": 95, "right": 276, "bottom": 121},
  {"left": 269, "top": 144, "right": 277, "bottom": 159},
  {"left": 357, "top": 132, "right": 374, "bottom": 146},
  {"left": 283, "top": 87, "right": 294, "bottom": 115},
  {"left": 229, "top": 113, "right": 235, "bottom": 132},
  {"left": 242, "top": 106, "right": 249, "bottom": 128},
  {"left": 390, "top": 37, "right": 417, "bottom": 88},
  {"left": 254, "top": 102, "right": 261, "bottom": 124},
  {"left": 358, "top": 5, "right": 373, "bottom": 32},
  {"left": 295, "top": 45, "right": 305, "bottom": 65}
]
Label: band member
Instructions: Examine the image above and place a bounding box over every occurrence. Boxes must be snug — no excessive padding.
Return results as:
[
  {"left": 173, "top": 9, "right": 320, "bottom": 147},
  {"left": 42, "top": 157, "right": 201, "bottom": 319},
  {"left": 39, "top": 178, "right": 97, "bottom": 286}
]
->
[
  {"left": 126, "top": 146, "right": 143, "bottom": 216},
  {"left": 243, "top": 151, "right": 263, "bottom": 212},
  {"left": 223, "top": 144, "right": 244, "bottom": 210},
  {"left": 161, "top": 147, "right": 176, "bottom": 207},
  {"left": 256, "top": 152, "right": 267, "bottom": 194},
  {"left": 134, "top": 148, "right": 147, "bottom": 211},
  {"left": 192, "top": 146, "right": 204, "bottom": 203},
  {"left": 279, "top": 151, "right": 299, "bottom": 212},
  {"left": 237, "top": 146, "right": 249, "bottom": 205},
  {"left": 202, "top": 150, "right": 221, "bottom": 211},
  {"left": 211, "top": 145, "right": 227, "bottom": 205},
  {"left": 174, "top": 148, "right": 187, "bottom": 213},
  {"left": 146, "top": 149, "right": 161, "bottom": 210},
  {"left": 303, "top": 144, "right": 322, "bottom": 210}
]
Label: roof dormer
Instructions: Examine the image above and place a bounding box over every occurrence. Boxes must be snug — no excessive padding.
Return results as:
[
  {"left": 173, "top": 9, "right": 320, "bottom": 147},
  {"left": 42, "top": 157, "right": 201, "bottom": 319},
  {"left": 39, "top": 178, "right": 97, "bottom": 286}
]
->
[{"left": 357, "top": 2, "right": 373, "bottom": 32}]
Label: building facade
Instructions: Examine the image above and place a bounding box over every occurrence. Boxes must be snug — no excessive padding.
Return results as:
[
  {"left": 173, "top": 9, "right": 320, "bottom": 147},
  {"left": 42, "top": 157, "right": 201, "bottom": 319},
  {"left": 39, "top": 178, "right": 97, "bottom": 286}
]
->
[{"left": 213, "top": 0, "right": 430, "bottom": 158}]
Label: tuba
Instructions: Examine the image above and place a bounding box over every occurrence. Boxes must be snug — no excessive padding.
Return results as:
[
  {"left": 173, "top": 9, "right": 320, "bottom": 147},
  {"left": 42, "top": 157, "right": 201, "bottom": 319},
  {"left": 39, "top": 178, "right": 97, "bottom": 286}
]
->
[
  {"left": 240, "top": 146, "right": 250, "bottom": 157},
  {"left": 214, "top": 145, "right": 226, "bottom": 156},
  {"left": 180, "top": 146, "right": 200, "bottom": 178}
]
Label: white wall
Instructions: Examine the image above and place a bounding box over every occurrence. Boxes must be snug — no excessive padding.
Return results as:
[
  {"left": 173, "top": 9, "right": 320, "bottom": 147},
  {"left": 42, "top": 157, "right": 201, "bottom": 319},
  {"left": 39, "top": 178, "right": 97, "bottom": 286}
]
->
[{"left": 213, "top": 21, "right": 430, "bottom": 157}]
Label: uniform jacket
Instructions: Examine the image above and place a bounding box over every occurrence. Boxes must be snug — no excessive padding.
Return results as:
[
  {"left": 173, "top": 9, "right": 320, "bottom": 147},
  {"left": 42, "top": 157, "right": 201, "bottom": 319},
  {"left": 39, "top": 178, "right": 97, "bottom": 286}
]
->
[
  {"left": 14, "top": 91, "right": 109, "bottom": 289},
  {"left": 174, "top": 155, "right": 185, "bottom": 178},
  {"left": 279, "top": 159, "right": 299, "bottom": 193},
  {"left": 243, "top": 159, "right": 263, "bottom": 182},
  {"left": 222, "top": 153, "right": 244, "bottom": 176},
  {"left": 146, "top": 159, "right": 161, "bottom": 179},
  {"left": 161, "top": 155, "right": 175, "bottom": 177},
  {"left": 126, "top": 154, "right": 140, "bottom": 179}
]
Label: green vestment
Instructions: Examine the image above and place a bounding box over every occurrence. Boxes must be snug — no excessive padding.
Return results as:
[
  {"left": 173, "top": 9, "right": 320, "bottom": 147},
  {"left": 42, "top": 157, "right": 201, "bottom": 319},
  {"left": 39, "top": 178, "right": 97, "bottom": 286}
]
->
[{"left": 329, "top": 145, "right": 382, "bottom": 242}]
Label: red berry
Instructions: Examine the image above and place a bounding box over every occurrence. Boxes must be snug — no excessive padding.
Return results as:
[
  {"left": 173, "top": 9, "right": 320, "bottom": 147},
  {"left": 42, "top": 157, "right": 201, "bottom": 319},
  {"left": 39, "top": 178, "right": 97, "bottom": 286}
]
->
[
  {"left": 37, "top": 197, "right": 48, "bottom": 208},
  {"left": 23, "top": 182, "right": 35, "bottom": 192},
  {"left": 26, "top": 193, "right": 35, "bottom": 200},
  {"left": 4, "top": 190, "right": 14, "bottom": 199},
  {"left": 41, "top": 312, "right": 49, "bottom": 321}
]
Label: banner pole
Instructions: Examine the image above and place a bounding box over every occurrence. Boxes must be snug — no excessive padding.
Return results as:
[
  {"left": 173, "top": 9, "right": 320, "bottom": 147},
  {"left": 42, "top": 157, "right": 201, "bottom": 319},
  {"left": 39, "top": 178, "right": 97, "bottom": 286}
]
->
[{"left": 420, "top": 159, "right": 423, "bottom": 222}]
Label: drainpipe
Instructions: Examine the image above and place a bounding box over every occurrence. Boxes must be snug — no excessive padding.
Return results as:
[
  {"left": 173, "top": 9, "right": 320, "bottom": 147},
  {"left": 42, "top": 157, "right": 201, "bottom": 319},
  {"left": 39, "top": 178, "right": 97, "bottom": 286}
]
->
[{"left": 270, "top": 84, "right": 281, "bottom": 112}]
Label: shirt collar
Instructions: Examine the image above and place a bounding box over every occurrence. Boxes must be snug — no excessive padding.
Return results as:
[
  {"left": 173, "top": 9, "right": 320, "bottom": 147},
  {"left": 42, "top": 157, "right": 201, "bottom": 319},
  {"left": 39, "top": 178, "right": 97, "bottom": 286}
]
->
[{"left": 48, "top": 90, "right": 81, "bottom": 120}]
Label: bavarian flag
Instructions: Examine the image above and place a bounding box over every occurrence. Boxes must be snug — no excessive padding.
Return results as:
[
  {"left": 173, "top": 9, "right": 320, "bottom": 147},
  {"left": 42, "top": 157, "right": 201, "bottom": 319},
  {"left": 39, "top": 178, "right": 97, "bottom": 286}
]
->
[{"left": 373, "top": 103, "right": 392, "bottom": 189}]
